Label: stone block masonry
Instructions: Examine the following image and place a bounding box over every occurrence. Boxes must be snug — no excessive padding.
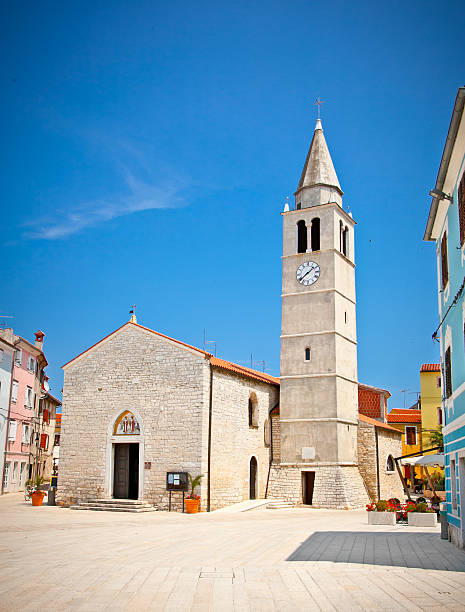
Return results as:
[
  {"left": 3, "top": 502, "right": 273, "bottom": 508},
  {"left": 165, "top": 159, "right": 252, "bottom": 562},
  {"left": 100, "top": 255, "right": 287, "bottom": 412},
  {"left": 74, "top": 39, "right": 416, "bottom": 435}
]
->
[{"left": 268, "top": 464, "right": 370, "bottom": 509}]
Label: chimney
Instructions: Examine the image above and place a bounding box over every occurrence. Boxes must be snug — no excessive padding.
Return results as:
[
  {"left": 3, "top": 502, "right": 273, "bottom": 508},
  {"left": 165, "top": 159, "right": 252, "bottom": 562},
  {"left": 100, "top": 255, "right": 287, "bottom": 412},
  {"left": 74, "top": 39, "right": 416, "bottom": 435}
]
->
[
  {"left": 0, "top": 328, "right": 14, "bottom": 344},
  {"left": 35, "top": 330, "right": 45, "bottom": 349}
]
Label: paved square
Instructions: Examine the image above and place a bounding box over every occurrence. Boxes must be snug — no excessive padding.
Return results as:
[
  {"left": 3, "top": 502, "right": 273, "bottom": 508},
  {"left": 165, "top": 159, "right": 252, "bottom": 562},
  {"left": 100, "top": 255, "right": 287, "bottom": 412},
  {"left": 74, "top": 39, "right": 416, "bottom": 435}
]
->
[{"left": 1, "top": 493, "right": 465, "bottom": 611}]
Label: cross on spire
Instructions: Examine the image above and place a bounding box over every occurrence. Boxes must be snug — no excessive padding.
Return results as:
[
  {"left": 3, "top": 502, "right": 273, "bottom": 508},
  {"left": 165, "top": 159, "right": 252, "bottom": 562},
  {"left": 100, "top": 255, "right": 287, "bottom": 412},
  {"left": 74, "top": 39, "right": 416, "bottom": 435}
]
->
[{"left": 314, "top": 97, "right": 325, "bottom": 119}]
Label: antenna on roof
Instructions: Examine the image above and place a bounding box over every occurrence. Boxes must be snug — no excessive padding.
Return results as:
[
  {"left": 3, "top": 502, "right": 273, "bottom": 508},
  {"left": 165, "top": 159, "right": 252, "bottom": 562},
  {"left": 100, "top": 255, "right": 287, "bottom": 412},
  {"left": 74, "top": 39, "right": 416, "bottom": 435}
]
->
[
  {"left": 0, "top": 315, "right": 13, "bottom": 330},
  {"left": 203, "top": 329, "right": 217, "bottom": 356},
  {"left": 129, "top": 305, "right": 137, "bottom": 323},
  {"left": 401, "top": 389, "right": 410, "bottom": 409}
]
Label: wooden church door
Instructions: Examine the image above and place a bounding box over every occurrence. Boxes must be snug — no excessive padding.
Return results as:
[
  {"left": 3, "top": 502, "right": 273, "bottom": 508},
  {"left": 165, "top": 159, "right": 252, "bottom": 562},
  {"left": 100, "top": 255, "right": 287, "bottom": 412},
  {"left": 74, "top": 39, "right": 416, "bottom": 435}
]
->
[{"left": 114, "top": 444, "right": 129, "bottom": 499}]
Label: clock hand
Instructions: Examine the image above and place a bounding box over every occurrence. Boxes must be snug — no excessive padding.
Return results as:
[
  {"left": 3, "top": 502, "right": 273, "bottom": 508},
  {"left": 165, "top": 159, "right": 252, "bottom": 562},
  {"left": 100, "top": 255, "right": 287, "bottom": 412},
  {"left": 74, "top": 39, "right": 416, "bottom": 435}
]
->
[{"left": 300, "top": 269, "right": 313, "bottom": 280}]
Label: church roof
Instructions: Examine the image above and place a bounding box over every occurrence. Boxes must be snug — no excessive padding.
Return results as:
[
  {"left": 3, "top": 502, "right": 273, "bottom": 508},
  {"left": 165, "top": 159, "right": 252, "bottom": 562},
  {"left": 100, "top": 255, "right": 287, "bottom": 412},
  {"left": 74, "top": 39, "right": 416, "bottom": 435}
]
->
[
  {"left": 62, "top": 321, "right": 280, "bottom": 386},
  {"left": 296, "top": 118, "right": 342, "bottom": 195}
]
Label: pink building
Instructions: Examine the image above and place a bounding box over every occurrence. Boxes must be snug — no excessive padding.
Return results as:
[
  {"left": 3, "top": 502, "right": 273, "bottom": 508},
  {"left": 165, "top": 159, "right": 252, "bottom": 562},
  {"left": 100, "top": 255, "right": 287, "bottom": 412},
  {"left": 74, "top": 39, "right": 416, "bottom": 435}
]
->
[{"left": 1, "top": 330, "right": 47, "bottom": 493}]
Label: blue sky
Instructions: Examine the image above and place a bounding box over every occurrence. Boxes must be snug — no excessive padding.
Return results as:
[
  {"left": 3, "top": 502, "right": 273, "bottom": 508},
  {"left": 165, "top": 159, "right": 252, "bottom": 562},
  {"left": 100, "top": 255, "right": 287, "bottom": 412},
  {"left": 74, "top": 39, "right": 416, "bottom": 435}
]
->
[{"left": 1, "top": 0, "right": 464, "bottom": 408}]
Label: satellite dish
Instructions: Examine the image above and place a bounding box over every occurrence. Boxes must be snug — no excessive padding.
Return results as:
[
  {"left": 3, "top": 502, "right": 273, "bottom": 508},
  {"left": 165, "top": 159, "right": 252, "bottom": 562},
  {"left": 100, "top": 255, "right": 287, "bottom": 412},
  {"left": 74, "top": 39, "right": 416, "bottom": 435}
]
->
[{"left": 43, "top": 380, "right": 50, "bottom": 393}]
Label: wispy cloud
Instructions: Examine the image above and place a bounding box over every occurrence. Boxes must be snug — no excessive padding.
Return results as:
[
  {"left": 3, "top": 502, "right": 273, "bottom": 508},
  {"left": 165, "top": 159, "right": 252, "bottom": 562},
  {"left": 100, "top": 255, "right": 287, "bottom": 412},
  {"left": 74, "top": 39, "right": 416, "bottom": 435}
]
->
[{"left": 23, "top": 170, "right": 185, "bottom": 240}]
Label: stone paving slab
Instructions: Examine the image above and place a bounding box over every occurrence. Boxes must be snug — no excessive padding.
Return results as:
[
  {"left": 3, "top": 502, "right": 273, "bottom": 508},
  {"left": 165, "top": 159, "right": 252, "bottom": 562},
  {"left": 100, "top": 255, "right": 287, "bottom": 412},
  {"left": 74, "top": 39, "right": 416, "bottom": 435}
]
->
[{"left": 1, "top": 493, "right": 464, "bottom": 611}]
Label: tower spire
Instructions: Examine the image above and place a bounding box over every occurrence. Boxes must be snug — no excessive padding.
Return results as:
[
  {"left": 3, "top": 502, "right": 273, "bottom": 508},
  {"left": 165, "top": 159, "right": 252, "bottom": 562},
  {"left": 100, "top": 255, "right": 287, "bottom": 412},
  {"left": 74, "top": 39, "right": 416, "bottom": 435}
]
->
[{"left": 295, "top": 118, "right": 343, "bottom": 209}]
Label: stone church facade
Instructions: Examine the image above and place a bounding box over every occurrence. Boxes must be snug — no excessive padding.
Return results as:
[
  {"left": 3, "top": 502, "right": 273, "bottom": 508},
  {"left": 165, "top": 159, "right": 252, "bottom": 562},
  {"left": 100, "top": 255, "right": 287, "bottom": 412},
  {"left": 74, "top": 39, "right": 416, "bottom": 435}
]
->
[
  {"left": 58, "top": 116, "right": 403, "bottom": 510},
  {"left": 58, "top": 321, "right": 279, "bottom": 511}
]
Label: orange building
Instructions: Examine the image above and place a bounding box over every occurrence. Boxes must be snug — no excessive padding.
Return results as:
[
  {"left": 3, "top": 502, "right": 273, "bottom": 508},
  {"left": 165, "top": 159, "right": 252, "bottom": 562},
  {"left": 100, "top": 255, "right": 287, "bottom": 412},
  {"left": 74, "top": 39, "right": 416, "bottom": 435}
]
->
[{"left": 386, "top": 408, "right": 422, "bottom": 483}]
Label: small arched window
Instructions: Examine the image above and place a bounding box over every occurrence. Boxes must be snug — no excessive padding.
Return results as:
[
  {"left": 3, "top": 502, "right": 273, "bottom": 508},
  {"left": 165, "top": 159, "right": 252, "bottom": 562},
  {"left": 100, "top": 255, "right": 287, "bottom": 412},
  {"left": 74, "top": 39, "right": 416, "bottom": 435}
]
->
[
  {"left": 311, "top": 218, "right": 320, "bottom": 251},
  {"left": 248, "top": 394, "right": 258, "bottom": 427},
  {"left": 305, "top": 347, "right": 311, "bottom": 361},
  {"left": 297, "top": 220, "right": 307, "bottom": 253},
  {"left": 264, "top": 418, "right": 271, "bottom": 447},
  {"left": 296, "top": 202, "right": 302, "bottom": 210},
  {"left": 386, "top": 455, "right": 395, "bottom": 473},
  {"left": 342, "top": 226, "right": 348, "bottom": 257}
]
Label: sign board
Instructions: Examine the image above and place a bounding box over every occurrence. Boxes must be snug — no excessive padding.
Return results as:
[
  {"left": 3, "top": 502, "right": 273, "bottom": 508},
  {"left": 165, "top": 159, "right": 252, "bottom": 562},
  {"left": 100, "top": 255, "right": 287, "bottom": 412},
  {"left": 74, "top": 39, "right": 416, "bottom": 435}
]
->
[{"left": 166, "top": 471, "right": 188, "bottom": 492}]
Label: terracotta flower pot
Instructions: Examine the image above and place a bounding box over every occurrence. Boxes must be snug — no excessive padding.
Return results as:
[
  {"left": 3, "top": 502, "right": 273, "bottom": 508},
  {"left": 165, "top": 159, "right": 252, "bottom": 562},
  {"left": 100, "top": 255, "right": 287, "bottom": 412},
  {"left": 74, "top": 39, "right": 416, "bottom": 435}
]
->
[
  {"left": 31, "top": 492, "right": 45, "bottom": 507},
  {"left": 185, "top": 499, "right": 200, "bottom": 514}
]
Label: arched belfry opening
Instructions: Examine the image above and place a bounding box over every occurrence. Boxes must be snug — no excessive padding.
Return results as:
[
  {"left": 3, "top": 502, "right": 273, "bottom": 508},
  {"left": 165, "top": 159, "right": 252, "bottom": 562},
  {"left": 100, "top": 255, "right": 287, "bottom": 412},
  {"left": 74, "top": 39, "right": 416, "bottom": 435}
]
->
[
  {"left": 108, "top": 410, "right": 144, "bottom": 500},
  {"left": 311, "top": 218, "right": 320, "bottom": 251},
  {"left": 297, "top": 220, "right": 307, "bottom": 253}
]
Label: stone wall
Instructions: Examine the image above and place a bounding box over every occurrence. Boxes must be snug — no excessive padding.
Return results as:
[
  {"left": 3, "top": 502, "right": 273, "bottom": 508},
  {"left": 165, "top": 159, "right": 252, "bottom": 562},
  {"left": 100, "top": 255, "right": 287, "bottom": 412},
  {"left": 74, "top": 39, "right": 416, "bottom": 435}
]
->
[
  {"left": 268, "top": 464, "right": 370, "bottom": 509},
  {"left": 209, "top": 368, "right": 278, "bottom": 510},
  {"left": 357, "top": 421, "right": 403, "bottom": 501},
  {"left": 58, "top": 323, "right": 209, "bottom": 509}
]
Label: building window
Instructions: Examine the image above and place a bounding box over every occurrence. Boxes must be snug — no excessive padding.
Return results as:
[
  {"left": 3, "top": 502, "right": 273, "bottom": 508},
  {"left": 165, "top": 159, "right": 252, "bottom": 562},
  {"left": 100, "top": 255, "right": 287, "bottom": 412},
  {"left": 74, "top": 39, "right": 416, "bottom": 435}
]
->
[
  {"left": 40, "top": 434, "right": 49, "bottom": 450},
  {"left": 3, "top": 462, "right": 10, "bottom": 489},
  {"left": 311, "top": 218, "right": 320, "bottom": 251},
  {"left": 248, "top": 394, "right": 258, "bottom": 427},
  {"left": 297, "top": 220, "right": 307, "bottom": 253},
  {"left": 27, "top": 356, "right": 36, "bottom": 372},
  {"left": 8, "top": 420, "right": 17, "bottom": 442},
  {"left": 405, "top": 426, "right": 417, "bottom": 446},
  {"left": 14, "top": 349, "right": 22, "bottom": 367},
  {"left": 451, "top": 458, "right": 457, "bottom": 511},
  {"left": 25, "top": 386, "right": 33, "bottom": 408},
  {"left": 305, "top": 347, "right": 311, "bottom": 361},
  {"left": 296, "top": 202, "right": 301, "bottom": 210},
  {"left": 441, "top": 231, "right": 449, "bottom": 290},
  {"left": 386, "top": 455, "right": 395, "bottom": 472},
  {"left": 22, "top": 423, "right": 30, "bottom": 445},
  {"left": 54, "top": 434, "right": 61, "bottom": 446},
  {"left": 437, "top": 407, "right": 443, "bottom": 426},
  {"left": 11, "top": 380, "right": 18, "bottom": 403},
  {"left": 264, "top": 419, "right": 271, "bottom": 447},
  {"left": 458, "top": 171, "right": 465, "bottom": 246},
  {"left": 12, "top": 462, "right": 18, "bottom": 482},
  {"left": 344, "top": 311, "right": 347, "bottom": 324},
  {"left": 445, "top": 347, "right": 452, "bottom": 398},
  {"left": 437, "top": 376, "right": 441, "bottom": 388}
]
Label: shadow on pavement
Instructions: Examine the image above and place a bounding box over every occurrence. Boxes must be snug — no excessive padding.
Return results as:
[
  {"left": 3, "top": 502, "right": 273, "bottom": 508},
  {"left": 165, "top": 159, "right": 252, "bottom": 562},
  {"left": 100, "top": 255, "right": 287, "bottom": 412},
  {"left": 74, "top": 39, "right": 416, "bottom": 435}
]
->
[{"left": 287, "top": 531, "right": 465, "bottom": 571}]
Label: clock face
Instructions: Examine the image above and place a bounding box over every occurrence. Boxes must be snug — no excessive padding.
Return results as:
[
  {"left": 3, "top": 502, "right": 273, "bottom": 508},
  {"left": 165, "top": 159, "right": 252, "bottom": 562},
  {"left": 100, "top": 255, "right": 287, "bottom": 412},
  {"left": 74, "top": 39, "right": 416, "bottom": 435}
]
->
[{"left": 296, "top": 261, "right": 320, "bottom": 286}]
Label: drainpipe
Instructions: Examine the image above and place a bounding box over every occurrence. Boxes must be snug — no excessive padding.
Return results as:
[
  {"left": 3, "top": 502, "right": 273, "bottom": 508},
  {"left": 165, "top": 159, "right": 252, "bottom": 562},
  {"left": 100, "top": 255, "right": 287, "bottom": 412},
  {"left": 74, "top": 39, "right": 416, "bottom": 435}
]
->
[
  {"left": 207, "top": 361, "right": 213, "bottom": 512},
  {"left": 1, "top": 343, "right": 16, "bottom": 495},
  {"left": 375, "top": 427, "right": 381, "bottom": 501}
]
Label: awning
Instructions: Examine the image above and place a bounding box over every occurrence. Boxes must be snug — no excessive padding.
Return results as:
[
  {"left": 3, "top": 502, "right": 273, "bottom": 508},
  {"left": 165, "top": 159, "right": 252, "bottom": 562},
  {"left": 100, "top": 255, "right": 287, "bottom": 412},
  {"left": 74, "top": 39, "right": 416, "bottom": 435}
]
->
[{"left": 400, "top": 454, "right": 444, "bottom": 467}]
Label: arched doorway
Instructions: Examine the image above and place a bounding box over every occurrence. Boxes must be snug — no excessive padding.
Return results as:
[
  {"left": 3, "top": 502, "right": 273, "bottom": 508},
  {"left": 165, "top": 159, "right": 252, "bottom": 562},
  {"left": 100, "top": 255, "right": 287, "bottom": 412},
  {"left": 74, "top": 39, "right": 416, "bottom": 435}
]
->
[
  {"left": 106, "top": 410, "right": 144, "bottom": 500},
  {"left": 249, "top": 456, "right": 257, "bottom": 500}
]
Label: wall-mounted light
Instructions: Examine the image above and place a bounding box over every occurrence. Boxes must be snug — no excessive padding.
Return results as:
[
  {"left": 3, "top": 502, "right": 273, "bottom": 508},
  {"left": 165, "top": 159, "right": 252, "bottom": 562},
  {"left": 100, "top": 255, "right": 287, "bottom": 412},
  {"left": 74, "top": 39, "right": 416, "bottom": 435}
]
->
[{"left": 429, "top": 188, "right": 453, "bottom": 202}]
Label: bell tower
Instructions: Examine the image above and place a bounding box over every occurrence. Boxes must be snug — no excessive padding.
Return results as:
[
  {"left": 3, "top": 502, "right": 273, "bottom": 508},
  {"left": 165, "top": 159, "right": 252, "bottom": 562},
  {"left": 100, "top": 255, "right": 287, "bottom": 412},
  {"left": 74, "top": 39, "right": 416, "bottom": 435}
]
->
[{"left": 275, "top": 118, "right": 369, "bottom": 508}]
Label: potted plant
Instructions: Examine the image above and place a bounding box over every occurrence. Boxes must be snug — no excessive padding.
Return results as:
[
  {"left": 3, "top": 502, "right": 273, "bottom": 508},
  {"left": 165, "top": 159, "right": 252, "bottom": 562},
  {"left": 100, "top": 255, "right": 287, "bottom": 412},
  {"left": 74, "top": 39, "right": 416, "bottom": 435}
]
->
[
  {"left": 366, "top": 500, "right": 396, "bottom": 525},
  {"left": 185, "top": 473, "right": 203, "bottom": 514},
  {"left": 408, "top": 501, "right": 437, "bottom": 527},
  {"left": 30, "top": 475, "right": 46, "bottom": 507}
]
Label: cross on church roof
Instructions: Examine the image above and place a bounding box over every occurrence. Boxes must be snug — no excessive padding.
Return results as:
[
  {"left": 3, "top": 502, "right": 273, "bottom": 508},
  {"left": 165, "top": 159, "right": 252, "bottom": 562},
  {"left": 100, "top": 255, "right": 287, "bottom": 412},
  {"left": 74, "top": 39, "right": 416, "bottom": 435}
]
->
[{"left": 314, "top": 97, "right": 325, "bottom": 119}]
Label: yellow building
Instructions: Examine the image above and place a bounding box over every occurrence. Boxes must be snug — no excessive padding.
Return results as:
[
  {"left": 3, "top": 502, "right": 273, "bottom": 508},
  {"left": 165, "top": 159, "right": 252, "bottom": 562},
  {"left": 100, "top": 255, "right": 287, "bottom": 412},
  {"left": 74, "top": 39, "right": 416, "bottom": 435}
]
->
[
  {"left": 387, "top": 408, "right": 423, "bottom": 484},
  {"left": 420, "top": 363, "right": 443, "bottom": 448}
]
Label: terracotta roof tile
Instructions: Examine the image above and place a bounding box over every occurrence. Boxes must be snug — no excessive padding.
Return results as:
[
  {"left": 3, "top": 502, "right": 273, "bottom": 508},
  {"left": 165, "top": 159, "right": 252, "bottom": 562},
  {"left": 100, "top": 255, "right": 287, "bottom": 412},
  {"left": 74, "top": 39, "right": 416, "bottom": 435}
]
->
[
  {"left": 387, "top": 411, "right": 421, "bottom": 423},
  {"left": 421, "top": 363, "right": 440, "bottom": 372},
  {"left": 210, "top": 357, "right": 279, "bottom": 386},
  {"left": 358, "top": 414, "right": 402, "bottom": 434}
]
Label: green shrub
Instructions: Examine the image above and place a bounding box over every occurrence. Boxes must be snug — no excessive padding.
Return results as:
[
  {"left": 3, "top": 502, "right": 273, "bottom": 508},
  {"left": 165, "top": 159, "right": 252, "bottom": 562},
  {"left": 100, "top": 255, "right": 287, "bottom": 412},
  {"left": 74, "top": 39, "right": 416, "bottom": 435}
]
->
[
  {"left": 375, "top": 500, "right": 387, "bottom": 512},
  {"left": 415, "top": 502, "right": 429, "bottom": 513}
]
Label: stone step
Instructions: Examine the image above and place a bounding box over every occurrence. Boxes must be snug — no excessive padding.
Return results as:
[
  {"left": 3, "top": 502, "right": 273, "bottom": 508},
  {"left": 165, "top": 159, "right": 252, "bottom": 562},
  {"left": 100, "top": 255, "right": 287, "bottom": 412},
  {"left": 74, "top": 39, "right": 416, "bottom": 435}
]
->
[
  {"left": 266, "top": 500, "right": 294, "bottom": 509},
  {"left": 70, "top": 504, "right": 156, "bottom": 513},
  {"left": 86, "top": 499, "right": 150, "bottom": 505}
]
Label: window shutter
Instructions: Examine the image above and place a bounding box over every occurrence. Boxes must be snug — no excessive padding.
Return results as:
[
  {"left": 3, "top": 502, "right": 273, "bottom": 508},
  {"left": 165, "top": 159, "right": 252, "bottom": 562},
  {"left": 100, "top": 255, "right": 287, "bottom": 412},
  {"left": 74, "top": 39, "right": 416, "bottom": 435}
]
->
[
  {"left": 441, "top": 232, "right": 449, "bottom": 290},
  {"left": 14, "top": 349, "right": 22, "bottom": 366},
  {"left": 445, "top": 347, "right": 452, "bottom": 398},
  {"left": 43, "top": 409, "right": 49, "bottom": 424},
  {"left": 40, "top": 433, "right": 47, "bottom": 449},
  {"left": 11, "top": 380, "right": 18, "bottom": 402},
  {"left": 459, "top": 172, "right": 465, "bottom": 247},
  {"left": 8, "top": 420, "right": 17, "bottom": 442}
]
